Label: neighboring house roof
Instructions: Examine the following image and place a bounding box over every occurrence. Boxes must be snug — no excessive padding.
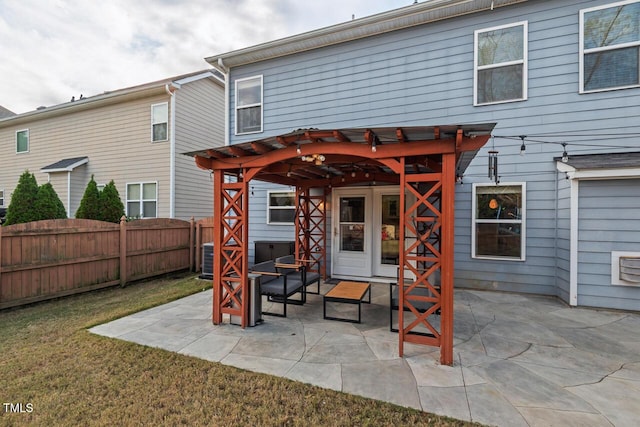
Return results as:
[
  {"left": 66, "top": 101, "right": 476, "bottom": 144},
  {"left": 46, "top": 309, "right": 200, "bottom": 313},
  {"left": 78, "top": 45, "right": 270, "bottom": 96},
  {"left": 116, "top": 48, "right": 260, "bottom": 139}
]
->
[
  {"left": 0, "top": 105, "right": 15, "bottom": 119},
  {"left": 41, "top": 156, "right": 89, "bottom": 173},
  {"left": 207, "top": 0, "right": 527, "bottom": 69},
  {"left": 0, "top": 69, "right": 223, "bottom": 128}
]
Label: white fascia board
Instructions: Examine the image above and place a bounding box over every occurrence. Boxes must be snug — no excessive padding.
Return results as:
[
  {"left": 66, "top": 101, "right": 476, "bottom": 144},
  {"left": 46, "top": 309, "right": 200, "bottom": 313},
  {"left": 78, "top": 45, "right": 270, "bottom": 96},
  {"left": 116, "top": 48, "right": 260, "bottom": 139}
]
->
[{"left": 557, "top": 161, "right": 640, "bottom": 180}]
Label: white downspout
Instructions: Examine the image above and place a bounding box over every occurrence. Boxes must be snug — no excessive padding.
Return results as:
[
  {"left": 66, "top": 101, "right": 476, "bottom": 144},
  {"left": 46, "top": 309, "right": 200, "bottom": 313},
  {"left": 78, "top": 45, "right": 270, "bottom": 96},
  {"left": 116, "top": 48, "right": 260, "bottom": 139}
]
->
[
  {"left": 569, "top": 178, "right": 579, "bottom": 306},
  {"left": 67, "top": 171, "right": 71, "bottom": 217},
  {"left": 218, "top": 58, "right": 230, "bottom": 146},
  {"left": 165, "top": 83, "right": 177, "bottom": 218}
]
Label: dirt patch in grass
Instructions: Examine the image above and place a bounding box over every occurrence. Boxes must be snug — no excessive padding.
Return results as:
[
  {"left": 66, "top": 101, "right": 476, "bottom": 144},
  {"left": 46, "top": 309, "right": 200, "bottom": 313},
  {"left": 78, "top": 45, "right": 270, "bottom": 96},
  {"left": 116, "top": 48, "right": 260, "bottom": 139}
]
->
[{"left": 1, "top": 274, "right": 482, "bottom": 426}]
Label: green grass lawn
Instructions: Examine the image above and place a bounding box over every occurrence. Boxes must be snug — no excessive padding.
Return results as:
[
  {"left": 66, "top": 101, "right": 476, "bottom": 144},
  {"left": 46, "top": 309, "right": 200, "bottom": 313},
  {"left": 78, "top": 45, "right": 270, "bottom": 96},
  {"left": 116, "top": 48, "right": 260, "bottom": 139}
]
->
[{"left": 0, "top": 273, "right": 481, "bottom": 426}]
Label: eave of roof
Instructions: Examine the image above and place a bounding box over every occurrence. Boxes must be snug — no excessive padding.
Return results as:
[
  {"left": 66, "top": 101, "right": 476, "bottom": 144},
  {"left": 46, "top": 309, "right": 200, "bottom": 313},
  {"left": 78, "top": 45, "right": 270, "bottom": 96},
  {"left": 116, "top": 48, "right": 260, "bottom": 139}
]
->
[
  {"left": 0, "top": 69, "right": 221, "bottom": 128},
  {"left": 206, "top": 0, "right": 527, "bottom": 69}
]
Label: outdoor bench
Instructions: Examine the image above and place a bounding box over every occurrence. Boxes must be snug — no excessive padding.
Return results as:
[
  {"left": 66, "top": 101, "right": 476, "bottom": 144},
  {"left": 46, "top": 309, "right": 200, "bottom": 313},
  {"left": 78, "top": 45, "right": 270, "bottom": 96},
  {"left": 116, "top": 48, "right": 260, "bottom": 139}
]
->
[
  {"left": 250, "top": 260, "right": 305, "bottom": 317},
  {"left": 274, "top": 255, "right": 321, "bottom": 301}
]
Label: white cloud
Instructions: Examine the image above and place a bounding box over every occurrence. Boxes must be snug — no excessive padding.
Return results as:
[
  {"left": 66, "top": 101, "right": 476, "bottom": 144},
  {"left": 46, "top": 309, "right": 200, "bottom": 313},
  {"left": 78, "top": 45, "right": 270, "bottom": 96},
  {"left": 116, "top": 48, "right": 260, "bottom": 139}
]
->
[{"left": 0, "top": 0, "right": 411, "bottom": 113}]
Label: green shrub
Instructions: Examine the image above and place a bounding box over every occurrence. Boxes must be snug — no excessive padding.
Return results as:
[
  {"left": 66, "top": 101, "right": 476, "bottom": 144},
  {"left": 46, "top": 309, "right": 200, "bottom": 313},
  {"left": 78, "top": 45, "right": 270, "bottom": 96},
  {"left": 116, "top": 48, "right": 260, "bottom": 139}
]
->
[
  {"left": 75, "top": 175, "right": 100, "bottom": 220},
  {"left": 34, "top": 183, "right": 67, "bottom": 220},
  {"left": 4, "top": 171, "right": 39, "bottom": 225},
  {"left": 98, "top": 180, "right": 124, "bottom": 223}
]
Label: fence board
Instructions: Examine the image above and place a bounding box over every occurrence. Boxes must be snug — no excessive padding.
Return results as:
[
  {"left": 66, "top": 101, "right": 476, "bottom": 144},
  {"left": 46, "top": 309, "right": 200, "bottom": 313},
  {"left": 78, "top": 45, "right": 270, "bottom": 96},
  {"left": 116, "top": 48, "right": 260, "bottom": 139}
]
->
[{"left": 0, "top": 217, "right": 202, "bottom": 310}]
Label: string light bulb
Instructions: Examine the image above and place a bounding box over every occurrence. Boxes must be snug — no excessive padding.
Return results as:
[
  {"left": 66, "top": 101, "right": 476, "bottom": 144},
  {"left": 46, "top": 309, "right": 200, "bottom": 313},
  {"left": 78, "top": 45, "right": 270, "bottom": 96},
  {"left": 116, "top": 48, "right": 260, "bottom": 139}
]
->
[
  {"left": 561, "top": 143, "right": 569, "bottom": 163},
  {"left": 519, "top": 135, "right": 526, "bottom": 156}
]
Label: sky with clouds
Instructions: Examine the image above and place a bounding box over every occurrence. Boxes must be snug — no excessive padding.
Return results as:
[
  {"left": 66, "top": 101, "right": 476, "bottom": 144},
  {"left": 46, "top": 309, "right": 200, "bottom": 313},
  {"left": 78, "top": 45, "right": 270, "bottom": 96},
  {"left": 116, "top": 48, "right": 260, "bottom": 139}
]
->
[{"left": 0, "top": 0, "right": 414, "bottom": 114}]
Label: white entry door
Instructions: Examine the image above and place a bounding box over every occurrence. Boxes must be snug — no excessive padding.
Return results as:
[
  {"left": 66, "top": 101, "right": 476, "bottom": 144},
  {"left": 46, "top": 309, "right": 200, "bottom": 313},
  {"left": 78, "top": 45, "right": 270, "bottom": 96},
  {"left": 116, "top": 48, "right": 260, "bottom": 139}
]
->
[
  {"left": 331, "top": 189, "right": 372, "bottom": 278},
  {"left": 332, "top": 187, "right": 402, "bottom": 280}
]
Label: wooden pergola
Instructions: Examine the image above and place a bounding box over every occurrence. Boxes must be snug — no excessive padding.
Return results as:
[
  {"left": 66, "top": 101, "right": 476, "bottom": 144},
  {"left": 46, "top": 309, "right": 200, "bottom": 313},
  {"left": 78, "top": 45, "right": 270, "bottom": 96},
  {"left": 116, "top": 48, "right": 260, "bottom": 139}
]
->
[{"left": 190, "top": 124, "right": 494, "bottom": 365}]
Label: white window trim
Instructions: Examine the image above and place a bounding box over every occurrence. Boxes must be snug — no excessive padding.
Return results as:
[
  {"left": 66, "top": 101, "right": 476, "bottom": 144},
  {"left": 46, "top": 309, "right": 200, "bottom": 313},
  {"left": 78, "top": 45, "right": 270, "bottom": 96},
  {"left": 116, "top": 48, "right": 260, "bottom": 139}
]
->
[
  {"left": 471, "top": 182, "right": 526, "bottom": 261},
  {"left": 126, "top": 181, "right": 158, "bottom": 218},
  {"left": 16, "top": 129, "right": 29, "bottom": 154},
  {"left": 0, "top": 189, "right": 4, "bottom": 207},
  {"left": 151, "top": 102, "right": 169, "bottom": 142},
  {"left": 579, "top": 0, "right": 640, "bottom": 94},
  {"left": 235, "top": 75, "right": 263, "bottom": 135},
  {"left": 266, "top": 190, "right": 295, "bottom": 225},
  {"left": 474, "top": 21, "right": 528, "bottom": 106}
]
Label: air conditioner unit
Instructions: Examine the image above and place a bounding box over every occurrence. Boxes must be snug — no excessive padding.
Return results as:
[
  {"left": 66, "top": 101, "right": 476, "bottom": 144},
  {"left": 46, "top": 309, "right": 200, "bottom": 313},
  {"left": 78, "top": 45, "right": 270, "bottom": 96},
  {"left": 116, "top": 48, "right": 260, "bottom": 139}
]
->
[{"left": 201, "top": 243, "right": 214, "bottom": 279}]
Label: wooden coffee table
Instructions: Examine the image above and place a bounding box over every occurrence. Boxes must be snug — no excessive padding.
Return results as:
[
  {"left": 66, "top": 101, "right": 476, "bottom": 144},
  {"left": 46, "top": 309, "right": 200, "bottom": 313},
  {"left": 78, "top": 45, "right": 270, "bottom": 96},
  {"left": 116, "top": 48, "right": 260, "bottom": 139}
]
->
[{"left": 323, "top": 281, "right": 371, "bottom": 323}]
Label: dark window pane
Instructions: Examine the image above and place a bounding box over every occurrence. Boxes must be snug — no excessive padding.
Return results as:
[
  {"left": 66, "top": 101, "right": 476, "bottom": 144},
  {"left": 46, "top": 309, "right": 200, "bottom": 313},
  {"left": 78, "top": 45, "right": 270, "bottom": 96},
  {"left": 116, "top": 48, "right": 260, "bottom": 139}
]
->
[
  {"left": 478, "top": 65, "right": 523, "bottom": 103},
  {"left": 584, "top": 47, "right": 639, "bottom": 90},
  {"left": 128, "top": 202, "right": 140, "bottom": 218},
  {"left": 269, "top": 193, "right": 294, "bottom": 207},
  {"left": 476, "top": 193, "right": 522, "bottom": 220},
  {"left": 237, "top": 106, "right": 261, "bottom": 133},
  {"left": 153, "top": 123, "right": 167, "bottom": 141},
  {"left": 340, "top": 197, "right": 365, "bottom": 222},
  {"left": 269, "top": 209, "right": 295, "bottom": 223},
  {"left": 341, "top": 224, "right": 364, "bottom": 252},
  {"left": 476, "top": 223, "right": 521, "bottom": 258},
  {"left": 143, "top": 201, "right": 156, "bottom": 218}
]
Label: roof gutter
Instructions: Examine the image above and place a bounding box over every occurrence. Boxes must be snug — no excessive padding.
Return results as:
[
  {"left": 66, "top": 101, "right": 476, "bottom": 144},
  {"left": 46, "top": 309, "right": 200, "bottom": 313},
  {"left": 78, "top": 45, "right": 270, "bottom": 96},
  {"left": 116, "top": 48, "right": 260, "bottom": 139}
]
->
[{"left": 206, "top": 0, "right": 527, "bottom": 68}]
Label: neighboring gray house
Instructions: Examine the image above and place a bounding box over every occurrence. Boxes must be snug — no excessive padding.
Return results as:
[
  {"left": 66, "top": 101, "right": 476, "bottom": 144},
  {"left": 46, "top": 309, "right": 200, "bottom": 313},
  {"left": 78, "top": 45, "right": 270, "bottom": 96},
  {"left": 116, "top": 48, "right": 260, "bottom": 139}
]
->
[{"left": 205, "top": 0, "right": 640, "bottom": 311}]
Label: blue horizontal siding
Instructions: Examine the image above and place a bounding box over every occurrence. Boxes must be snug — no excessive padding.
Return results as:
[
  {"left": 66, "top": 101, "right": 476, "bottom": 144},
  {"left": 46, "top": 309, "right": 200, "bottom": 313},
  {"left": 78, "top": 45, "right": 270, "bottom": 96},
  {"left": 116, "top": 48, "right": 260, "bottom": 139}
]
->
[{"left": 226, "top": 0, "right": 640, "bottom": 308}]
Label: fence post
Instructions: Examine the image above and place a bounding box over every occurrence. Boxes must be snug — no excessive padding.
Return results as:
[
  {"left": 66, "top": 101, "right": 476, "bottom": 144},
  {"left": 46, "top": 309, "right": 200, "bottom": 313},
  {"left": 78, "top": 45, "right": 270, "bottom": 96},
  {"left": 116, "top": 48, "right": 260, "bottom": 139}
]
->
[
  {"left": 189, "top": 217, "right": 195, "bottom": 272},
  {"left": 120, "top": 216, "right": 127, "bottom": 287},
  {"left": 195, "top": 221, "right": 201, "bottom": 273}
]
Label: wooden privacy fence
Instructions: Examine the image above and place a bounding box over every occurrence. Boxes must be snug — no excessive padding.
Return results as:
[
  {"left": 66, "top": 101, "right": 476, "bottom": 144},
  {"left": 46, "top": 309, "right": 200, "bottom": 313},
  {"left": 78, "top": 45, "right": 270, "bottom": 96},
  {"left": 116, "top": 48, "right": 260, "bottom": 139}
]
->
[{"left": 0, "top": 217, "right": 214, "bottom": 309}]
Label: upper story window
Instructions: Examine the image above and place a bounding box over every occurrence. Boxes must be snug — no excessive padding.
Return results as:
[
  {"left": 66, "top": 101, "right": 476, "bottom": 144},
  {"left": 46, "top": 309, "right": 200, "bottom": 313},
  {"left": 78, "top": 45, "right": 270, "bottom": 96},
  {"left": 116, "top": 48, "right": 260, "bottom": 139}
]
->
[
  {"left": 0, "top": 189, "right": 4, "bottom": 206},
  {"left": 235, "top": 75, "right": 263, "bottom": 135},
  {"left": 267, "top": 190, "right": 295, "bottom": 224},
  {"left": 474, "top": 22, "right": 528, "bottom": 105},
  {"left": 472, "top": 183, "right": 526, "bottom": 261},
  {"left": 126, "top": 182, "right": 157, "bottom": 218},
  {"left": 16, "top": 129, "right": 29, "bottom": 153},
  {"left": 151, "top": 103, "right": 168, "bottom": 142},
  {"left": 580, "top": 0, "right": 640, "bottom": 92}
]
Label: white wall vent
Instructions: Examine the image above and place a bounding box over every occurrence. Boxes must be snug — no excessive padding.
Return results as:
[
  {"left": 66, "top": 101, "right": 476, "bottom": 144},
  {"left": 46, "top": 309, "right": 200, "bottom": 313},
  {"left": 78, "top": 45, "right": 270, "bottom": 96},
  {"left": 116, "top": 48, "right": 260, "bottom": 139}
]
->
[{"left": 611, "top": 251, "right": 640, "bottom": 286}]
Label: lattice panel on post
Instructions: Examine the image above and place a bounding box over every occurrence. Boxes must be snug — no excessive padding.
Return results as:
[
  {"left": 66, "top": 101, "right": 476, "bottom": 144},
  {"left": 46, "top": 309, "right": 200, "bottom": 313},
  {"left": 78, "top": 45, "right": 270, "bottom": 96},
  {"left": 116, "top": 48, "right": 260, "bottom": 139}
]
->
[
  {"left": 295, "top": 187, "right": 326, "bottom": 279},
  {"left": 213, "top": 179, "right": 248, "bottom": 327}
]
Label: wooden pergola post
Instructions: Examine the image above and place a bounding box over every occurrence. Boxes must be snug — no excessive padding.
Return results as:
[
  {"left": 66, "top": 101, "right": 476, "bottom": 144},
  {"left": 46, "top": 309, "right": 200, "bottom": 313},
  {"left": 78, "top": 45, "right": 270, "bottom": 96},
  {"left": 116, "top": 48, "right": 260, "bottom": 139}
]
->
[{"left": 212, "top": 171, "right": 249, "bottom": 327}]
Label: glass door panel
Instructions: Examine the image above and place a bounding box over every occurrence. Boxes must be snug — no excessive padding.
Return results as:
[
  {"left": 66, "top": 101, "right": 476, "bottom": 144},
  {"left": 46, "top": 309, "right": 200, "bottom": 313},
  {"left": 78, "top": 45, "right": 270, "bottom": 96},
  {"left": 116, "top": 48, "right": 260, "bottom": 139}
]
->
[
  {"left": 339, "top": 197, "right": 365, "bottom": 252},
  {"left": 381, "top": 195, "right": 400, "bottom": 265}
]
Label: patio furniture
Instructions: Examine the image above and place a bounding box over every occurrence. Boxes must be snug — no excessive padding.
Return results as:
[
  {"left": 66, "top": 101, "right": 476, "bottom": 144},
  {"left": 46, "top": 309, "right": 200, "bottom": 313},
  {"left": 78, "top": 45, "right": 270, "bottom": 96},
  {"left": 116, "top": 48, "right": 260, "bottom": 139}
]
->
[
  {"left": 323, "top": 281, "right": 371, "bottom": 323},
  {"left": 389, "top": 282, "right": 440, "bottom": 337},
  {"left": 274, "top": 255, "right": 321, "bottom": 300},
  {"left": 250, "top": 260, "right": 305, "bottom": 317}
]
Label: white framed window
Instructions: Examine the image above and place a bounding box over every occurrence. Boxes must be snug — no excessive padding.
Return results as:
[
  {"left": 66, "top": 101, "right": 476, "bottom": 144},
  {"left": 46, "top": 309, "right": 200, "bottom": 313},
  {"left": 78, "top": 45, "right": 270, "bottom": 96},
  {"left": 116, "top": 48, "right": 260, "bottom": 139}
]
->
[
  {"left": 580, "top": 0, "right": 640, "bottom": 93},
  {"left": 267, "top": 190, "right": 295, "bottom": 224},
  {"left": 235, "top": 75, "right": 263, "bottom": 135},
  {"left": 126, "top": 182, "right": 157, "bottom": 218},
  {"left": 16, "top": 129, "right": 29, "bottom": 153},
  {"left": 472, "top": 183, "right": 526, "bottom": 260},
  {"left": 474, "top": 21, "right": 528, "bottom": 105},
  {"left": 0, "top": 189, "right": 4, "bottom": 206},
  {"left": 151, "top": 103, "right": 168, "bottom": 142}
]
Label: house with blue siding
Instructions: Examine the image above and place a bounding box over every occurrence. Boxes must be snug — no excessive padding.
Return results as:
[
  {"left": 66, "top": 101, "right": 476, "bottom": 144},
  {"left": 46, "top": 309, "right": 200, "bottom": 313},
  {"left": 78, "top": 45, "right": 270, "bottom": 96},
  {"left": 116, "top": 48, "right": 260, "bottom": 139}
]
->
[{"left": 204, "top": 0, "right": 640, "bottom": 312}]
